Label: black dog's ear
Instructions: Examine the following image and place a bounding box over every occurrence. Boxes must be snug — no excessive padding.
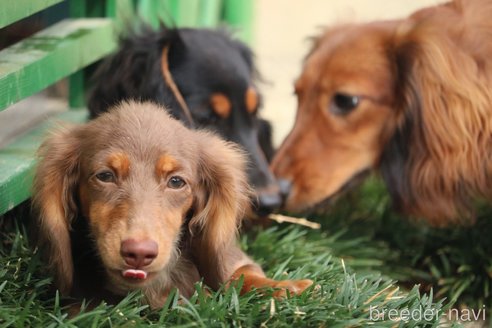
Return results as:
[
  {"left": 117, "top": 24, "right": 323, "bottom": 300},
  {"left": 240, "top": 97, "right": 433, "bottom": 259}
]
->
[{"left": 32, "top": 126, "right": 81, "bottom": 295}]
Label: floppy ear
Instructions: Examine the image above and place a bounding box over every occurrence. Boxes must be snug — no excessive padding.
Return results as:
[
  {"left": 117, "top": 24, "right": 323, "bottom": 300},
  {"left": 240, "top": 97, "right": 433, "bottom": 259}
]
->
[
  {"left": 32, "top": 127, "right": 81, "bottom": 294},
  {"left": 383, "top": 19, "right": 492, "bottom": 224},
  {"left": 189, "top": 132, "right": 251, "bottom": 289},
  {"left": 379, "top": 116, "right": 412, "bottom": 216}
]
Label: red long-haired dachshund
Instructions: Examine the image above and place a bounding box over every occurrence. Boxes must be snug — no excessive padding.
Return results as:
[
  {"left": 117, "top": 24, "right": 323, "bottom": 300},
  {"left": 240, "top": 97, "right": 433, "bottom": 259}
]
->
[
  {"left": 32, "top": 101, "right": 312, "bottom": 308},
  {"left": 272, "top": 0, "right": 492, "bottom": 225}
]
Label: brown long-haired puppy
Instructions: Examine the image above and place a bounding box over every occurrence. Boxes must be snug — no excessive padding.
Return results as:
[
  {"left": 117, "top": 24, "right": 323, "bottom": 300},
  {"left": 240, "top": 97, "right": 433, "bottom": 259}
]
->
[
  {"left": 272, "top": 0, "right": 492, "bottom": 225},
  {"left": 32, "top": 101, "right": 312, "bottom": 308}
]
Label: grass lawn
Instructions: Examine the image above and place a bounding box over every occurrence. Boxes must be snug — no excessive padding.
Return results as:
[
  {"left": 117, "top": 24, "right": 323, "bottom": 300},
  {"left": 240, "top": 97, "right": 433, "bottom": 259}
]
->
[{"left": 1, "top": 176, "right": 490, "bottom": 327}]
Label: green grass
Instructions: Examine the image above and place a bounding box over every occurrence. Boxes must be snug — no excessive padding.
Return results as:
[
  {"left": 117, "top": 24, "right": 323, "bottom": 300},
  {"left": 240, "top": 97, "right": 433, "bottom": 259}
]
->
[
  {"left": 1, "top": 175, "right": 489, "bottom": 326},
  {"left": 0, "top": 209, "right": 456, "bottom": 327},
  {"left": 309, "top": 175, "right": 492, "bottom": 319}
]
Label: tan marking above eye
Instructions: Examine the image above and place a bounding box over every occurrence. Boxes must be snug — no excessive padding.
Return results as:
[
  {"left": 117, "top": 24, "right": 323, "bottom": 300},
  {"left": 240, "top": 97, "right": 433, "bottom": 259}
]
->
[
  {"left": 210, "top": 93, "right": 232, "bottom": 118},
  {"left": 156, "top": 154, "right": 179, "bottom": 177},
  {"left": 107, "top": 152, "right": 130, "bottom": 178},
  {"left": 245, "top": 87, "right": 258, "bottom": 114}
]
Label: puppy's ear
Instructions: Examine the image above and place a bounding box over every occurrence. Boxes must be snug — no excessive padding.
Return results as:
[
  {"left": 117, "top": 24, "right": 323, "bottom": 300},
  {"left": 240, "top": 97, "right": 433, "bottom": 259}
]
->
[
  {"left": 32, "top": 126, "right": 81, "bottom": 295},
  {"left": 387, "top": 19, "right": 491, "bottom": 224},
  {"left": 190, "top": 132, "right": 251, "bottom": 289}
]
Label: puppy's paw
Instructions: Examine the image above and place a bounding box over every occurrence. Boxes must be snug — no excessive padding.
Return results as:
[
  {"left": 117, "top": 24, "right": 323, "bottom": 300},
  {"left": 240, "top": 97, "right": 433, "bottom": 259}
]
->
[
  {"left": 230, "top": 265, "right": 314, "bottom": 297},
  {"left": 271, "top": 279, "right": 314, "bottom": 298}
]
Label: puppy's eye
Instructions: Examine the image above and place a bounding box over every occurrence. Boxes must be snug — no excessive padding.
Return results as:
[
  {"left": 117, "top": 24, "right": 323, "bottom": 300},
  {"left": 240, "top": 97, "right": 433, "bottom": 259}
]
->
[
  {"left": 95, "top": 171, "right": 116, "bottom": 183},
  {"left": 331, "top": 93, "right": 360, "bottom": 115},
  {"left": 167, "top": 176, "right": 186, "bottom": 189}
]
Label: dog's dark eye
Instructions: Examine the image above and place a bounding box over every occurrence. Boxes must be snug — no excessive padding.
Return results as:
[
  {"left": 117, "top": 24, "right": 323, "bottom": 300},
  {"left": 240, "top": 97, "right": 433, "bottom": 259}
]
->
[
  {"left": 331, "top": 93, "right": 360, "bottom": 115},
  {"left": 167, "top": 176, "right": 186, "bottom": 189},
  {"left": 95, "top": 171, "right": 116, "bottom": 183}
]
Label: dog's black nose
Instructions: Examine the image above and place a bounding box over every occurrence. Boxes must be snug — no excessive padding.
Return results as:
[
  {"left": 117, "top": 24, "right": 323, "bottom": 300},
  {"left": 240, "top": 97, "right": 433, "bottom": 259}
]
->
[
  {"left": 278, "top": 179, "right": 292, "bottom": 201},
  {"left": 120, "top": 239, "right": 158, "bottom": 268},
  {"left": 256, "top": 190, "right": 282, "bottom": 216}
]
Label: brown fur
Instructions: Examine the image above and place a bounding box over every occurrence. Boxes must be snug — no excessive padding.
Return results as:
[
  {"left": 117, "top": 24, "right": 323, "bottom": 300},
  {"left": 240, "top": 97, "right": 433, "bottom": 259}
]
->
[
  {"left": 32, "top": 101, "right": 312, "bottom": 308},
  {"left": 272, "top": 0, "right": 492, "bottom": 225}
]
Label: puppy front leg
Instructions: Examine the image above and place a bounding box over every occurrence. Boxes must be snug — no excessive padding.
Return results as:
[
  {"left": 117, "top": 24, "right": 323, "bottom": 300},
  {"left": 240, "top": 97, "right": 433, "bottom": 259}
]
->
[
  {"left": 229, "top": 262, "right": 313, "bottom": 298},
  {"left": 196, "top": 242, "right": 313, "bottom": 297}
]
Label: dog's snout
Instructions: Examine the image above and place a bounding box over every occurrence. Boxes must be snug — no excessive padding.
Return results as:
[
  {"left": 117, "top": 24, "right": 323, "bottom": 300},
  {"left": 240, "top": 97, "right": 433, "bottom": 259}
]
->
[
  {"left": 120, "top": 239, "right": 158, "bottom": 268},
  {"left": 254, "top": 187, "right": 283, "bottom": 216},
  {"left": 278, "top": 179, "right": 292, "bottom": 201}
]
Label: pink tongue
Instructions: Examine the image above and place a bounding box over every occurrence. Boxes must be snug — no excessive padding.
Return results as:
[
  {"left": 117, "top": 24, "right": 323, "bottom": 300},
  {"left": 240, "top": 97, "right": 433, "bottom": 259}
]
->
[{"left": 122, "top": 269, "right": 148, "bottom": 280}]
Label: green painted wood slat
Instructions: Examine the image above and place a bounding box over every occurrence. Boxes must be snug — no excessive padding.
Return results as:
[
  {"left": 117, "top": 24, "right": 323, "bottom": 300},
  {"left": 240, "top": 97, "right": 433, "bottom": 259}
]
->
[
  {"left": 137, "top": 0, "right": 215, "bottom": 28},
  {"left": 223, "top": 0, "right": 254, "bottom": 44},
  {"left": 0, "top": 110, "right": 88, "bottom": 215},
  {"left": 0, "top": 0, "right": 64, "bottom": 29},
  {"left": 198, "top": 0, "right": 222, "bottom": 27},
  {"left": 68, "top": 0, "right": 119, "bottom": 109},
  {"left": 170, "top": 0, "right": 200, "bottom": 27},
  {"left": 0, "top": 18, "right": 117, "bottom": 112}
]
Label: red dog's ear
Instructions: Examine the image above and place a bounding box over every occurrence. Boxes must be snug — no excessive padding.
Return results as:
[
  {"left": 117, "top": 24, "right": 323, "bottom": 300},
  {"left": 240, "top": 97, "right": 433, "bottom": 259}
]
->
[
  {"left": 32, "top": 126, "right": 81, "bottom": 295},
  {"left": 388, "top": 17, "right": 492, "bottom": 224},
  {"left": 190, "top": 132, "right": 251, "bottom": 289}
]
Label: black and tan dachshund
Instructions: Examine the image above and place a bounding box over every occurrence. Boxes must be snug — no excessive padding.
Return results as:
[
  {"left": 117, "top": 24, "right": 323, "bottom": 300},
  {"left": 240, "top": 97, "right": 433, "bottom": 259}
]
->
[{"left": 88, "top": 26, "right": 281, "bottom": 216}]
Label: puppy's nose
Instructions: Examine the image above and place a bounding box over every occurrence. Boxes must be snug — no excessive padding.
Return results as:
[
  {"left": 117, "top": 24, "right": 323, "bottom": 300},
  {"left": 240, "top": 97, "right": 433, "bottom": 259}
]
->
[
  {"left": 120, "top": 239, "right": 158, "bottom": 268},
  {"left": 256, "top": 190, "right": 282, "bottom": 216},
  {"left": 278, "top": 179, "right": 292, "bottom": 201}
]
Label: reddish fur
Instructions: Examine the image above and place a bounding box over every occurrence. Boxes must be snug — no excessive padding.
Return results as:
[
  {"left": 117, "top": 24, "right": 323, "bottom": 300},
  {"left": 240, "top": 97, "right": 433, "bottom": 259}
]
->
[
  {"left": 229, "top": 264, "right": 313, "bottom": 298},
  {"left": 32, "top": 101, "right": 312, "bottom": 308},
  {"left": 272, "top": 0, "right": 492, "bottom": 225}
]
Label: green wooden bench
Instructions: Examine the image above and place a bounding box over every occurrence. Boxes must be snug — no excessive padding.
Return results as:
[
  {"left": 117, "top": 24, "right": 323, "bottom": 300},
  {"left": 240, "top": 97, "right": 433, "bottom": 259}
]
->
[{"left": 0, "top": 0, "right": 254, "bottom": 215}]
